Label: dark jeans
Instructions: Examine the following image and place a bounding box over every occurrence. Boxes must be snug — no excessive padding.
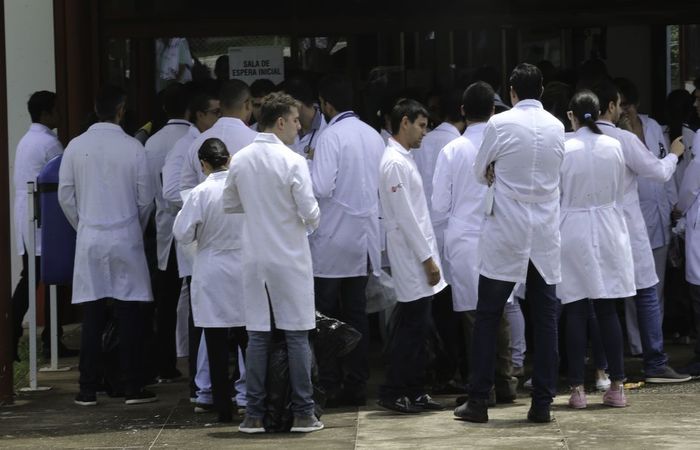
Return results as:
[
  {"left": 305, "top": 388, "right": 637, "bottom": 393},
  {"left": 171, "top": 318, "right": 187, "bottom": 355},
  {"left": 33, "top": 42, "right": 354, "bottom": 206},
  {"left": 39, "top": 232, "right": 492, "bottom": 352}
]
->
[
  {"left": 564, "top": 298, "right": 625, "bottom": 386},
  {"left": 12, "top": 251, "right": 63, "bottom": 354},
  {"left": 634, "top": 286, "right": 668, "bottom": 374},
  {"left": 314, "top": 276, "right": 369, "bottom": 396},
  {"left": 79, "top": 299, "right": 143, "bottom": 396},
  {"left": 378, "top": 296, "right": 432, "bottom": 400},
  {"left": 154, "top": 244, "right": 182, "bottom": 377},
  {"left": 204, "top": 326, "right": 247, "bottom": 417},
  {"left": 431, "top": 286, "right": 463, "bottom": 384},
  {"left": 469, "top": 261, "right": 558, "bottom": 409}
]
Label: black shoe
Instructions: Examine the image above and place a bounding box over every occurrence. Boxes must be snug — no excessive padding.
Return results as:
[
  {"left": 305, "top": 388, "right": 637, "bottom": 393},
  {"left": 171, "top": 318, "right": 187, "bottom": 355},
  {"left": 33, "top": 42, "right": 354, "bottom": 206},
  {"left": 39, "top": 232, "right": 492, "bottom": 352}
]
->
[
  {"left": 454, "top": 399, "right": 488, "bottom": 423},
  {"left": 527, "top": 406, "right": 552, "bottom": 423},
  {"left": 125, "top": 389, "right": 158, "bottom": 405},
  {"left": 74, "top": 392, "right": 97, "bottom": 407},
  {"left": 413, "top": 394, "right": 445, "bottom": 411},
  {"left": 455, "top": 395, "right": 468, "bottom": 406},
  {"left": 377, "top": 396, "right": 422, "bottom": 414},
  {"left": 157, "top": 369, "right": 183, "bottom": 384},
  {"left": 194, "top": 403, "right": 215, "bottom": 413},
  {"left": 645, "top": 366, "right": 692, "bottom": 383}
]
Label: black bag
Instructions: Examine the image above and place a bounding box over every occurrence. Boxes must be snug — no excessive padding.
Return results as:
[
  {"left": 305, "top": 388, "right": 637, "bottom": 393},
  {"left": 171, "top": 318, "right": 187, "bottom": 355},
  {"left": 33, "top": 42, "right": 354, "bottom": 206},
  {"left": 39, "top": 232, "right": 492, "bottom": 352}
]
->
[{"left": 313, "top": 311, "right": 362, "bottom": 365}]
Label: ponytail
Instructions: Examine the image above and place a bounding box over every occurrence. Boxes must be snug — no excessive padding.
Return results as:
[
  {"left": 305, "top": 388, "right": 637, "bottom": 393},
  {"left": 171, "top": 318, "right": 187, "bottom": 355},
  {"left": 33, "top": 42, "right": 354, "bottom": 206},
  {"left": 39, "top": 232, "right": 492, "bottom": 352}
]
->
[{"left": 569, "top": 90, "right": 602, "bottom": 135}]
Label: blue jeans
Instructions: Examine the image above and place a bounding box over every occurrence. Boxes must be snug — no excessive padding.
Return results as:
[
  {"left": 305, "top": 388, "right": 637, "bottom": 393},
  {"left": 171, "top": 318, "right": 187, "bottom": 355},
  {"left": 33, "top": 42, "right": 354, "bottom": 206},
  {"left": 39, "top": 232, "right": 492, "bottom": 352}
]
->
[
  {"left": 634, "top": 286, "right": 668, "bottom": 374},
  {"left": 245, "top": 330, "right": 315, "bottom": 418},
  {"left": 469, "top": 261, "right": 558, "bottom": 409}
]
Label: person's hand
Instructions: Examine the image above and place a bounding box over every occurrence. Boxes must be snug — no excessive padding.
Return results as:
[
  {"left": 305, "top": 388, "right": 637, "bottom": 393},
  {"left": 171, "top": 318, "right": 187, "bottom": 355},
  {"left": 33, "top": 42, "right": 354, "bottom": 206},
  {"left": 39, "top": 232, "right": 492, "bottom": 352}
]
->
[
  {"left": 422, "top": 257, "right": 441, "bottom": 286},
  {"left": 671, "top": 206, "right": 683, "bottom": 222},
  {"left": 486, "top": 162, "right": 495, "bottom": 186},
  {"left": 670, "top": 136, "right": 685, "bottom": 158}
]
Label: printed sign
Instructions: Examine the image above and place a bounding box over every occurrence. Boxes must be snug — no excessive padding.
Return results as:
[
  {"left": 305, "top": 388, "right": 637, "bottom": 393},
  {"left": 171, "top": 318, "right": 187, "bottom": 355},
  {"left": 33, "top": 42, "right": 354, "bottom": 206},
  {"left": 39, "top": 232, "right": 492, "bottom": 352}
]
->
[{"left": 228, "top": 46, "right": 284, "bottom": 84}]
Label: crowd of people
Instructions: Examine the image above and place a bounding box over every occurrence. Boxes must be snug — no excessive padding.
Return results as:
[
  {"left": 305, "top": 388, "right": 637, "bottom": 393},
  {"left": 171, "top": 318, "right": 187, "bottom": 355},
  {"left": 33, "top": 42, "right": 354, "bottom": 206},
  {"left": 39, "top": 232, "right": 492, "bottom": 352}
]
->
[{"left": 10, "top": 57, "right": 700, "bottom": 433}]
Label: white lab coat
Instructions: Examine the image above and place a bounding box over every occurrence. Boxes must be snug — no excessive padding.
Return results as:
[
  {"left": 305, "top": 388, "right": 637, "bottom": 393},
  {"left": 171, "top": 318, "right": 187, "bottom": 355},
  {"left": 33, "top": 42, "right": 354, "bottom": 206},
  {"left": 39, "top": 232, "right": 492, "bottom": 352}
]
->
[
  {"left": 379, "top": 138, "right": 447, "bottom": 302},
  {"left": 636, "top": 115, "right": 677, "bottom": 249},
  {"left": 413, "top": 122, "right": 461, "bottom": 281},
  {"left": 58, "top": 123, "right": 154, "bottom": 304},
  {"left": 679, "top": 158, "right": 700, "bottom": 284},
  {"left": 667, "top": 125, "right": 696, "bottom": 192},
  {"left": 558, "top": 128, "right": 635, "bottom": 303},
  {"left": 289, "top": 108, "right": 327, "bottom": 158},
  {"left": 13, "top": 123, "right": 63, "bottom": 256},
  {"left": 473, "top": 100, "right": 565, "bottom": 284},
  {"left": 144, "top": 119, "right": 190, "bottom": 270},
  {"left": 222, "top": 133, "right": 320, "bottom": 331},
  {"left": 597, "top": 120, "right": 678, "bottom": 290},
  {"left": 310, "top": 112, "right": 384, "bottom": 277},
  {"left": 172, "top": 171, "right": 244, "bottom": 327},
  {"left": 162, "top": 125, "right": 200, "bottom": 277},
  {"left": 180, "top": 117, "right": 257, "bottom": 191},
  {"left": 432, "top": 123, "right": 487, "bottom": 311}
]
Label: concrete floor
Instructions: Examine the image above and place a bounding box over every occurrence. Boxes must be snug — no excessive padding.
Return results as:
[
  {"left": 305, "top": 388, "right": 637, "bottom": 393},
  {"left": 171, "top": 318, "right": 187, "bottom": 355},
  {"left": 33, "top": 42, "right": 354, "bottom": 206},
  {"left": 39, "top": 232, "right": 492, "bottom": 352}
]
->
[{"left": 2, "top": 330, "right": 700, "bottom": 449}]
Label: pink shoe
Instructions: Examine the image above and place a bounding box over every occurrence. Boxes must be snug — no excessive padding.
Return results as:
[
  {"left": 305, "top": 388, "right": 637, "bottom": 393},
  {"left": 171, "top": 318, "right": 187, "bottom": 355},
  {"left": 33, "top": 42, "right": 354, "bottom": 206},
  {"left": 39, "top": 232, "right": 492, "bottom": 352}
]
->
[
  {"left": 603, "top": 385, "right": 627, "bottom": 407},
  {"left": 568, "top": 386, "right": 587, "bottom": 409}
]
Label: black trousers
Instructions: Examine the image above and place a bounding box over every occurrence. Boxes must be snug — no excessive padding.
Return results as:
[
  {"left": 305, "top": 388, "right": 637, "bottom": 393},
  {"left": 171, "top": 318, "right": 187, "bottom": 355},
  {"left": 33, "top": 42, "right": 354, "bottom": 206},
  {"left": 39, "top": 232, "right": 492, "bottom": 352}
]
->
[
  {"left": 314, "top": 276, "right": 369, "bottom": 396},
  {"left": 79, "top": 299, "right": 143, "bottom": 396},
  {"left": 204, "top": 326, "right": 247, "bottom": 417},
  {"left": 11, "top": 251, "right": 63, "bottom": 354},
  {"left": 154, "top": 244, "right": 182, "bottom": 377},
  {"left": 379, "top": 296, "right": 433, "bottom": 400},
  {"left": 430, "top": 286, "right": 464, "bottom": 384}
]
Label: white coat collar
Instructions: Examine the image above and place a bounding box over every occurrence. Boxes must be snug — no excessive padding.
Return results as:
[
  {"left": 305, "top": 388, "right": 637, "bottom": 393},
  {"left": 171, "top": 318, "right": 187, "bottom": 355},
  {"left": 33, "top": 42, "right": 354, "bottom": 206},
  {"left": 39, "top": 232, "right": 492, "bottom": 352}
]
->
[
  {"left": 166, "top": 119, "right": 191, "bottom": 126},
  {"left": 464, "top": 122, "right": 487, "bottom": 137},
  {"left": 88, "top": 122, "right": 124, "bottom": 132},
  {"left": 254, "top": 132, "right": 285, "bottom": 145},
  {"left": 595, "top": 119, "right": 616, "bottom": 129},
  {"left": 206, "top": 170, "right": 229, "bottom": 181},
  {"left": 513, "top": 99, "right": 543, "bottom": 110},
  {"left": 188, "top": 124, "right": 201, "bottom": 137},
  {"left": 434, "top": 122, "right": 461, "bottom": 136},
  {"left": 388, "top": 137, "right": 411, "bottom": 156},
  {"left": 29, "top": 123, "right": 54, "bottom": 134},
  {"left": 327, "top": 110, "right": 356, "bottom": 127},
  {"left": 215, "top": 117, "right": 248, "bottom": 128}
]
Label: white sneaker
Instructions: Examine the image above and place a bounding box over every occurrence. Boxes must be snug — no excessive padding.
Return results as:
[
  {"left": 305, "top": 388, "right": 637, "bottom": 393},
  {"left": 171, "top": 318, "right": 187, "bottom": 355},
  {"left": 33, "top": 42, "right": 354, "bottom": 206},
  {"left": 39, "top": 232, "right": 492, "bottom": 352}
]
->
[
  {"left": 290, "top": 415, "right": 324, "bottom": 433},
  {"left": 596, "top": 375, "right": 611, "bottom": 391},
  {"left": 523, "top": 378, "right": 533, "bottom": 390}
]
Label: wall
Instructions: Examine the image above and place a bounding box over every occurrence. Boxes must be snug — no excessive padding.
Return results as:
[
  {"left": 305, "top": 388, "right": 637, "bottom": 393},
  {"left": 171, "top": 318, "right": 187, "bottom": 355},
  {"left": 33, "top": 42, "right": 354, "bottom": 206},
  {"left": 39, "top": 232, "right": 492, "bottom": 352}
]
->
[
  {"left": 606, "top": 26, "right": 653, "bottom": 113},
  {"left": 4, "top": 0, "right": 56, "bottom": 285}
]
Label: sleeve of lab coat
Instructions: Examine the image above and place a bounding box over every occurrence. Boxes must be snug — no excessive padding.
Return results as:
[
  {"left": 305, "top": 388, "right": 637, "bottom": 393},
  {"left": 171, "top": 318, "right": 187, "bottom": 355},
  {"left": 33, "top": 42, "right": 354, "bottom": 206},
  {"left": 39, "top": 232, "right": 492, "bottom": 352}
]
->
[
  {"left": 57, "top": 147, "right": 79, "bottom": 230},
  {"left": 431, "top": 147, "right": 452, "bottom": 216},
  {"left": 473, "top": 122, "right": 500, "bottom": 186},
  {"left": 172, "top": 189, "right": 201, "bottom": 245},
  {"left": 291, "top": 160, "right": 320, "bottom": 230},
  {"left": 46, "top": 139, "right": 63, "bottom": 161},
  {"left": 162, "top": 150, "right": 183, "bottom": 208},
  {"left": 222, "top": 168, "right": 244, "bottom": 214},
  {"left": 622, "top": 132, "right": 677, "bottom": 183},
  {"left": 136, "top": 145, "right": 155, "bottom": 230},
  {"left": 382, "top": 161, "right": 432, "bottom": 262},
  {"left": 179, "top": 141, "right": 203, "bottom": 192},
  {"left": 311, "top": 132, "right": 339, "bottom": 198},
  {"left": 678, "top": 159, "right": 700, "bottom": 213}
]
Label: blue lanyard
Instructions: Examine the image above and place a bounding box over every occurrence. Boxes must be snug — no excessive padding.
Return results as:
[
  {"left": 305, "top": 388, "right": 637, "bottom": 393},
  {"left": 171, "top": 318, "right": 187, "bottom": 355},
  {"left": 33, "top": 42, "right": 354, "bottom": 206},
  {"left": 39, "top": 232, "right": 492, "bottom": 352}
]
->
[{"left": 333, "top": 112, "right": 357, "bottom": 124}]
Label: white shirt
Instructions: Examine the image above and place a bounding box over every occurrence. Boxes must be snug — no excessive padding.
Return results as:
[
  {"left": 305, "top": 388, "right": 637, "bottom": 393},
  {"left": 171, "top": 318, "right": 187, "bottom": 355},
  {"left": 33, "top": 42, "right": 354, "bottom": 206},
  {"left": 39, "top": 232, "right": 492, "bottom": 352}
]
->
[
  {"left": 597, "top": 120, "right": 678, "bottom": 290},
  {"left": 223, "top": 133, "right": 320, "bottom": 331},
  {"left": 432, "top": 122, "right": 488, "bottom": 310},
  {"left": 474, "top": 99, "right": 564, "bottom": 284},
  {"left": 13, "top": 123, "right": 63, "bottom": 255},
  {"left": 636, "top": 114, "right": 677, "bottom": 249},
  {"left": 379, "top": 138, "right": 447, "bottom": 302},
  {"left": 58, "top": 123, "right": 154, "bottom": 304},
  {"left": 558, "top": 128, "right": 635, "bottom": 303},
  {"left": 173, "top": 171, "right": 244, "bottom": 327},
  {"left": 310, "top": 111, "right": 385, "bottom": 277},
  {"left": 678, "top": 158, "right": 700, "bottom": 284},
  {"left": 180, "top": 117, "right": 257, "bottom": 191},
  {"left": 162, "top": 124, "right": 200, "bottom": 277},
  {"left": 144, "top": 119, "right": 190, "bottom": 270}
]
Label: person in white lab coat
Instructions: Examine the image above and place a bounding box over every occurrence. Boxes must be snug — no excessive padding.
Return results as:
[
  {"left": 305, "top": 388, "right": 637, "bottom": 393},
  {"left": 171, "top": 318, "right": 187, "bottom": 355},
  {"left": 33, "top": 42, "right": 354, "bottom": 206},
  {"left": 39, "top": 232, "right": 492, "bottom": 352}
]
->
[
  {"left": 222, "top": 92, "right": 323, "bottom": 434},
  {"left": 180, "top": 79, "right": 256, "bottom": 192},
  {"left": 414, "top": 88, "right": 465, "bottom": 393},
  {"left": 615, "top": 77, "right": 677, "bottom": 353},
  {"left": 455, "top": 64, "right": 564, "bottom": 424},
  {"left": 172, "top": 137, "right": 245, "bottom": 423},
  {"left": 558, "top": 90, "right": 636, "bottom": 409},
  {"left": 161, "top": 88, "right": 221, "bottom": 401},
  {"left": 376, "top": 99, "right": 447, "bottom": 414},
  {"left": 11, "top": 90, "right": 76, "bottom": 361},
  {"left": 433, "top": 81, "right": 518, "bottom": 404},
  {"left": 58, "top": 85, "right": 157, "bottom": 406},
  {"left": 249, "top": 78, "right": 276, "bottom": 131},
  {"left": 280, "top": 77, "right": 327, "bottom": 159},
  {"left": 592, "top": 80, "right": 690, "bottom": 383},
  {"left": 144, "top": 83, "right": 191, "bottom": 382},
  {"left": 310, "top": 75, "right": 385, "bottom": 405}
]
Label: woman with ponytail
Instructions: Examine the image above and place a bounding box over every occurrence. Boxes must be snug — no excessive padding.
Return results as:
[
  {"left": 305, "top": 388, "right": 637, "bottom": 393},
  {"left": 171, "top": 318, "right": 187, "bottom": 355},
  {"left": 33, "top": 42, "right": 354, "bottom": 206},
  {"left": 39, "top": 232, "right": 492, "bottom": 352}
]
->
[
  {"left": 558, "top": 90, "right": 635, "bottom": 409},
  {"left": 173, "top": 137, "right": 245, "bottom": 423}
]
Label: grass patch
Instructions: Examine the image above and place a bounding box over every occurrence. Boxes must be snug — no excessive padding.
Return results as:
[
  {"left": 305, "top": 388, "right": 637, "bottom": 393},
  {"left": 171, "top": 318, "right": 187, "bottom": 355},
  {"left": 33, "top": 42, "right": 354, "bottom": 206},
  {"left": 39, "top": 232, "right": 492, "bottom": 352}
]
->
[{"left": 12, "top": 337, "right": 30, "bottom": 389}]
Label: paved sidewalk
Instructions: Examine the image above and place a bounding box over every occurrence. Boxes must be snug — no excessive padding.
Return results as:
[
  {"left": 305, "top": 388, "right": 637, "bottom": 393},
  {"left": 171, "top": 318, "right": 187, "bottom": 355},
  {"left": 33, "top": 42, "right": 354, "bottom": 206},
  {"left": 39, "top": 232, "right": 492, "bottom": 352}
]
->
[{"left": 2, "top": 331, "right": 700, "bottom": 449}]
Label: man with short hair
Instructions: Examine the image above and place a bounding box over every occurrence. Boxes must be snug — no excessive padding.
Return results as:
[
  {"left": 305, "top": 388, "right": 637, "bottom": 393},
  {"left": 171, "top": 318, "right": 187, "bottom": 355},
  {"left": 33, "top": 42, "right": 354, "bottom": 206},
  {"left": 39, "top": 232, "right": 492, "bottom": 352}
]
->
[
  {"left": 310, "top": 75, "right": 385, "bottom": 406},
  {"left": 377, "top": 99, "right": 447, "bottom": 414},
  {"left": 59, "top": 85, "right": 157, "bottom": 406},
  {"left": 11, "top": 90, "right": 75, "bottom": 361},
  {"left": 249, "top": 78, "right": 276, "bottom": 131},
  {"left": 456, "top": 64, "right": 564, "bottom": 424},
  {"left": 281, "top": 77, "right": 327, "bottom": 158},
  {"left": 223, "top": 92, "right": 323, "bottom": 434}
]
